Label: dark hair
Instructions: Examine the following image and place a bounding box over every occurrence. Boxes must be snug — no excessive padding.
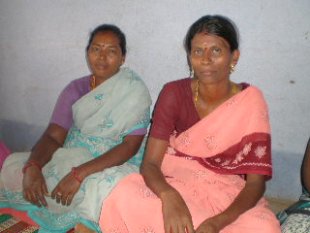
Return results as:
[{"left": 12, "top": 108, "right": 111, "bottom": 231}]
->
[
  {"left": 86, "top": 24, "right": 127, "bottom": 55},
  {"left": 184, "top": 15, "right": 239, "bottom": 54}
]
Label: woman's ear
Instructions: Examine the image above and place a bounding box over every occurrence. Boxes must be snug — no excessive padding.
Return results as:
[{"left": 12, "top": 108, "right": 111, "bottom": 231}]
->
[
  {"left": 186, "top": 55, "right": 192, "bottom": 69},
  {"left": 232, "top": 50, "right": 240, "bottom": 66},
  {"left": 121, "top": 56, "right": 126, "bottom": 65}
]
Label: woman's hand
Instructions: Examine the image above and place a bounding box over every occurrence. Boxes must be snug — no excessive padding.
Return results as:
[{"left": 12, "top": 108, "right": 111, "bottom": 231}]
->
[
  {"left": 195, "top": 174, "right": 266, "bottom": 233},
  {"left": 22, "top": 166, "right": 48, "bottom": 207},
  {"left": 161, "top": 189, "right": 194, "bottom": 233},
  {"left": 51, "top": 171, "right": 81, "bottom": 206},
  {"left": 195, "top": 216, "right": 222, "bottom": 233},
  {"left": 140, "top": 137, "right": 194, "bottom": 233},
  {"left": 22, "top": 123, "right": 68, "bottom": 207}
]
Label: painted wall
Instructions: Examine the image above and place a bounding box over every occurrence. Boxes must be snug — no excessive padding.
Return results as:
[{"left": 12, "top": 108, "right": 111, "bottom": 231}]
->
[{"left": 0, "top": 0, "right": 309, "bottom": 200}]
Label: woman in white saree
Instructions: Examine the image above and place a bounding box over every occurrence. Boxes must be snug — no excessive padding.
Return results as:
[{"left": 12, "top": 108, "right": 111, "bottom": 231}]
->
[{"left": 0, "top": 24, "right": 151, "bottom": 233}]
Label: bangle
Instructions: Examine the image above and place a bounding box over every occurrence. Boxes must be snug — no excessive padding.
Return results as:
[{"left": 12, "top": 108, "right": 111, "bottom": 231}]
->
[
  {"left": 71, "top": 167, "right": 83, "bottom": 183},
  {"left": 22, "top": 160, "right": 42, "bottom": 174}
]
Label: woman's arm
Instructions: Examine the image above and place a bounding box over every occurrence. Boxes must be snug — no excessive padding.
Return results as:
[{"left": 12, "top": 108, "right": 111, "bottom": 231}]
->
[
  {"left": 23, "top": 123, "right": 68, "bottom": 207},
  {"left": 28, "top": 123, "right": 68, "bottom": 166},
  {"left": 196, "top": 174, "right": 265, "bottom": 233},
  {"left": 140, "top": 137, "right": 195, "bottom": 233},
  {"left": 140, "top": 137, "right": 169, "bottom": 195},
  {"left": 77, "top": 134, "right": 145, "bottom": 178},
  {"left": 51, "top": 133, "right": 145, "bottom": 206}
]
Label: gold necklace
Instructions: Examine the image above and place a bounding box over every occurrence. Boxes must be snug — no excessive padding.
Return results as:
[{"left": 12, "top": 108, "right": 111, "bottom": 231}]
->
[
  {"left": 231, "top": 82, "right": 239, "bottom": 95},
  {"left": 194, "top": 79, "right": 199, "bottom": 107},
  {"left": 90, "top": 75, "right": 96, "bottom": 90},
  {"left": 194, "top": 80, "right": 239, "bottom": 107}
]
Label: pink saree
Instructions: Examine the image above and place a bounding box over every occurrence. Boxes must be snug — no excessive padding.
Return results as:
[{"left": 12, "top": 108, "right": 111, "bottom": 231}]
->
[{"left": 99, "top": 86, "right": 281, "bottom": 233}]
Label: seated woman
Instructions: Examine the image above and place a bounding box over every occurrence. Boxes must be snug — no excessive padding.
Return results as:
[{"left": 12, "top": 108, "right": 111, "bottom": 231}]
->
[
  {"left": 0, "top": 24, "right": 151, "bottom": 232},
  {"left": 277, "top": 137, "right": 310, "bottom": 233},
  {"left": 99, "top": 15, "right": 281, "bottom": 233}
]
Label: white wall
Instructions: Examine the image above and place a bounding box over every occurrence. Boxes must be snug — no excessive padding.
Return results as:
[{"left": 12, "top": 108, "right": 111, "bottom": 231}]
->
[{"left": 0, "top": 0, "right": 309, "bottom": 199}]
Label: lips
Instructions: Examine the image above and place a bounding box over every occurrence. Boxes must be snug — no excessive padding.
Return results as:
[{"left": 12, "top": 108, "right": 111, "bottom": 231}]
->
[
  {"left": 95, "top": 64, "right": 108, "bottom": 70},
  {"left": 199, "top": 70, "right": 215, "bottom": 76}
]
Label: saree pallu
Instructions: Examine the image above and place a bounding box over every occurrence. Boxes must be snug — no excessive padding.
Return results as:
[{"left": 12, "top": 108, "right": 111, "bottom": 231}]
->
[
  {"left": 0, "top": 67, "right": 151, "bottom": 233},
  {"left": 99, "top": 86, "right": 281, "bottom": 233}
]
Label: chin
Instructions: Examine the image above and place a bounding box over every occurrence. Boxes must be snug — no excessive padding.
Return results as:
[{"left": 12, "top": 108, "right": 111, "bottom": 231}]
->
[{"left": 197, "top": 76, "right": 215, "bottom": 82}]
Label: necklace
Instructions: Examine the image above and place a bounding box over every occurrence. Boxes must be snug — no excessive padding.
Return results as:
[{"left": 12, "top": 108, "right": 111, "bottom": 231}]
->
[
  {"left": 194, "top": 79, "right": 199, "bottom": 106},
  {"left": 90, "top": 75, "right": 96, "bottom": 90},
  {"left": 194, "top": 80, "right": 239, "bottom": 107}
]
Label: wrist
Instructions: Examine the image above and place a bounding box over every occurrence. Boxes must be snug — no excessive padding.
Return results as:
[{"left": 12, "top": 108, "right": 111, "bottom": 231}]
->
[
  {"left": 71, "top": 167, "right": 84, "bottom": 183},
  {"left": 210, "top": 213, "right": 233, "bottom": 230},
  {"left": 22, "top": 160, "right": 42, "bottom": 174}
]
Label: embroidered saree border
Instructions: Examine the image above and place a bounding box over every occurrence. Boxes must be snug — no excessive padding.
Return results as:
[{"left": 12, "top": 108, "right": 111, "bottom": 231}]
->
[{"left": 171, "top": 132, "right": 272, "bottom": 177}]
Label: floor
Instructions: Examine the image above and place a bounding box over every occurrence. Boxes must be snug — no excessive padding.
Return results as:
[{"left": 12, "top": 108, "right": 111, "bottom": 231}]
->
[{"left": 266, "top": 196, "right": 294, "bottom": 213}]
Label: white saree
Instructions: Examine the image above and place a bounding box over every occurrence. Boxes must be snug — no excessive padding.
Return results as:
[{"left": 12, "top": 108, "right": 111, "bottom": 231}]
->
[{"left": 0, "top": 67, "right": 151, "bottom": 233}]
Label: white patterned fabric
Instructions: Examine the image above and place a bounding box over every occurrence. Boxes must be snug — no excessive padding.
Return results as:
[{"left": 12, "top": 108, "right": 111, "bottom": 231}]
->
[
  {"left": 0, "top": 67, "right": 151, "bottom": 233},
  {"left": 281, "top": 213, "right": 310, "bottom": 233}
]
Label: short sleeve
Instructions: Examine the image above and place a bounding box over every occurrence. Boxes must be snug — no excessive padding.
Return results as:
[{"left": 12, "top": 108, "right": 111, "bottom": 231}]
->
[
  {"left": 50, "top": 77, "right": 89, "bottom": 129},
  {"left": 128, "top": 128, "right": 147, "bottom": 136},
  {"left": 149, "top": 84, "right": 180, "bottom": 141}
]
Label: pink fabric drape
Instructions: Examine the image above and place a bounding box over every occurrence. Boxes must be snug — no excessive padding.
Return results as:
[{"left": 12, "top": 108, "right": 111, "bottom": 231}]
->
[{"left": 99, "top": 86, "right": 280, "bottom": 233}]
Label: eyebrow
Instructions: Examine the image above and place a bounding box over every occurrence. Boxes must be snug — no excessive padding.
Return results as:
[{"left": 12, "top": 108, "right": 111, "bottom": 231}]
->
[
  {"left": 192, "top": 42, "right": 229, "bottom": 50},
  {"left": 92, "top": 42, "right": 117, "bottom": 46}
]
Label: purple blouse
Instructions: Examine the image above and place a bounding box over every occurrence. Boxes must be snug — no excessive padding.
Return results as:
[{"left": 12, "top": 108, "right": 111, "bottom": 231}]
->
[{"left": 50, "top": 75, "right": 147, "bottom": 135}]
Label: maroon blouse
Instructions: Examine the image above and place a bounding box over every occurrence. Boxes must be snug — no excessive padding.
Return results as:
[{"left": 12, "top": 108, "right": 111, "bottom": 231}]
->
[
  {"left": 149, "top": 78, "right": 200, "bottom": 141},
  {"left": 149, "top": 78, "right": 248, "bottom": 141}
]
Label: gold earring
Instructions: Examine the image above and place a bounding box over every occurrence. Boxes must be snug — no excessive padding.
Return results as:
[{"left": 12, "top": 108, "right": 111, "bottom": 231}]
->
[
  {"left": 230, "top": 64, "right": 235, "bottom": 74},
  {"left": 190, "top": 67, "right": 194, "bottom": 78}
]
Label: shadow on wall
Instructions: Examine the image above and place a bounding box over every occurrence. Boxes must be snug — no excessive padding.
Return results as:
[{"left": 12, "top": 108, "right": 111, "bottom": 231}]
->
[
  {"left": 0, "top": 119, "right": 44, "bottom": 152},
  {"left": 266, "top": 150, "right": 303, "bottom": 200}
]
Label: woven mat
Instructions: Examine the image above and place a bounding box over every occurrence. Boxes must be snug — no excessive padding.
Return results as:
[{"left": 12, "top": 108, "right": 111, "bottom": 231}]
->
[
  {"left": 0, "top": 213, "right": 77, "bottom": 233},
  {"left": 0, "top": 213, "right": 39, "bottom": 233}
]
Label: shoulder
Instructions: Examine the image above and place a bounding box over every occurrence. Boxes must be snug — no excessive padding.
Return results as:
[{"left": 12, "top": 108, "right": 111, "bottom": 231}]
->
[
  {"left": 155, "top": 78, "right": 191, "bottom": 107},
  {"left": 120, "top": 67, "right": 144, "bottom": 84},
  {"left": 244, "top": 84, "right": 265, "bottom": 99},
  {"left": 57, "top": 75, "right": 91, "bottom": 106},
  {"left": 241, "top": 84, "right": 269, "bottom": 111},
  {"left": 164, "top": 78, "right": 191, "bottom": 89},
  {"left": 64, "top": 75, "right": 90, "bottom": 94},
  {"left": 160, "top": 78, "right": 191, "bottom": 95},
  {"left": 120, "top": 67, "right": 149, "bottom": 91}
]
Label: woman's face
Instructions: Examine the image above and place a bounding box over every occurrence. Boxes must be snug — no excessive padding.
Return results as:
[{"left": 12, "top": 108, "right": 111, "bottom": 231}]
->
[
  {"left": 189, "top": 33, "right": 239, "bottom": 85},
  {"left": 87, "top": 31, "right": 125, "bottom": 80}
]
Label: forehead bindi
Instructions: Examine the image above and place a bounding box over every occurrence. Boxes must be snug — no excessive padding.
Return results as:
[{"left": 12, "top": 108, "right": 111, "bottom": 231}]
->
[
  {"left": 92, "top": 32, "right": 121, "bottom": 48},
  {"left": 192, "top": 33, "right": 230, "bottom": 49}
]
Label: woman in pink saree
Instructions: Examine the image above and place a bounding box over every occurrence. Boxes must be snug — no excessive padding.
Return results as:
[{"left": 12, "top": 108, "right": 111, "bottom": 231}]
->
[{"left": 99, "top": 15, "right": 281, "bottom": 233}]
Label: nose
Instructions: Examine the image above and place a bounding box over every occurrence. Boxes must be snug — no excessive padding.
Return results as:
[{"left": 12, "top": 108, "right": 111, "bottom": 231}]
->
[
  {"left": 98, "top": 49, "right": 107, "bottom": 60},
  {"left": 201, "top": 50, "right": 213, "bottom": 64}
]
